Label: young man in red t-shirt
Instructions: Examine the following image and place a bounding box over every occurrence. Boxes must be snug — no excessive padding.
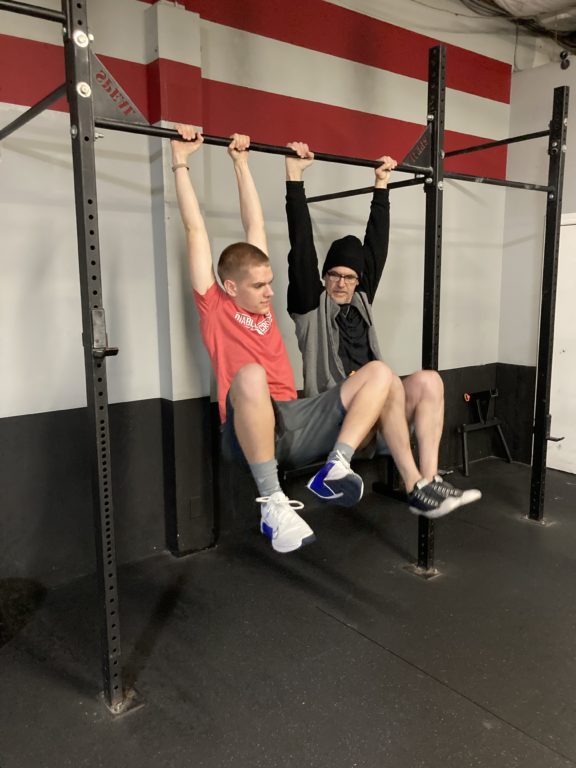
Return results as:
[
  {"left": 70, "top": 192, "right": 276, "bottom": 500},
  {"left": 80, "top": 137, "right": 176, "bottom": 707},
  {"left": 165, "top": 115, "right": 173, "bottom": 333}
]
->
[{"left": 170, "top": 126, "right": 426, "bottom": 554}]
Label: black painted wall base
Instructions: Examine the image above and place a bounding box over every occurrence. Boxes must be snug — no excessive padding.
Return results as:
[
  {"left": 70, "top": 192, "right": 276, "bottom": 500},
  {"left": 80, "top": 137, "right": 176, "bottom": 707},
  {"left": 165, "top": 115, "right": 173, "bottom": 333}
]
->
[
  {"left": 161, "top": 398, "right": 214, "bottom": 557},
  {"left": 439, "top": 362, "right": 535, "bottom": 472},
  {"left": 0, "top": 397, "right": 214, "bottom": 587},
  {"left": 0, "top": 363, "right": 536, "bottom": 586}
]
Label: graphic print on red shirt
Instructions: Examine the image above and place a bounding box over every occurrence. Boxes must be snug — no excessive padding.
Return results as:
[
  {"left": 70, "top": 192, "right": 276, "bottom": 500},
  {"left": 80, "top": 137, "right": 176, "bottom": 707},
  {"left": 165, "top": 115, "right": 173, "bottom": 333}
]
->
[{"left": 194, "top": 282, "right": 297, "bottom": 422}]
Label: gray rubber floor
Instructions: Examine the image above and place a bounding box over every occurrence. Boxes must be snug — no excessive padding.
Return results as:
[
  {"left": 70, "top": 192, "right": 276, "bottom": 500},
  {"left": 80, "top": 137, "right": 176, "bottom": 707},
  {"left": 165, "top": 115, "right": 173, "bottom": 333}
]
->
[{"left": 1, "top": 458, "right": 575, "bottom": 768}]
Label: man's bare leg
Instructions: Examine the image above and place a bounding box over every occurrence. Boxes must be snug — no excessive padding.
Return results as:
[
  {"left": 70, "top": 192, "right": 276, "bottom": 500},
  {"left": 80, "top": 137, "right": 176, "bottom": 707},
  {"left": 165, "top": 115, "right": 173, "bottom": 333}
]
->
[
  {"left": 403, "top": 370, "right": 444, "bottom": 481},
  {"left": 403, "top": 370, "right": 482, "bottom": 515},
  {"left": 375, "top": 375, "right": 422, "bottom": 493},
  {"left": 229, "top": 363, "right": 315, "bottom": 553},
  {"left": 229, "top": 363, "right": 275, "bottom": 464},
  {"left": 308, "top": 361, "right": 393, "bottom": 506},
  {"left": 338, "top": 361, "right": 394, "bottom": 447}
]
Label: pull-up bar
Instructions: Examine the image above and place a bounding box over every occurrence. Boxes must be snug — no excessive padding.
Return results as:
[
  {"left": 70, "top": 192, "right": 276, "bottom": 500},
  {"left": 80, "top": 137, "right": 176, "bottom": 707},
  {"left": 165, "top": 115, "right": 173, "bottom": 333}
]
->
[
  {"left": 0, "top": 0, "right": 64, "bottom": 22},
  {"left": 94, "top": 117, "right": 433, "bottom": 175}
]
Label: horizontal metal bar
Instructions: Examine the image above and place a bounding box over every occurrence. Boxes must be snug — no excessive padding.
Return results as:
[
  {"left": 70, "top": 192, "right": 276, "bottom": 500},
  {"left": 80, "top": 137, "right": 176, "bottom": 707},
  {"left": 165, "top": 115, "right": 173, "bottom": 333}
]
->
[
  {"left": 0, "top": 83, "right": 66, "bottom": 141},
  {"left": 0, "top": 0, "right": 65, "bottom": 22},
  {"left": 307, "top": 176, "right": 426, "bottom": 203},
  {"left": 389, "top": 176, "right": 428, "bottom": 190},
  {"left": 461, "top": 419, "right": 503, "bottom": 433},
  {"left": 94, "top": 117, "right": 432, "bottom": 175},
  {"left": 445, "top": 171, "right": 549, "bottom": 192},
  {"left": 307, "top": 186, "right": 374, "bottom": 203},
  {"left": 445, "top": 130, "right": 550, "bottom": 158}
]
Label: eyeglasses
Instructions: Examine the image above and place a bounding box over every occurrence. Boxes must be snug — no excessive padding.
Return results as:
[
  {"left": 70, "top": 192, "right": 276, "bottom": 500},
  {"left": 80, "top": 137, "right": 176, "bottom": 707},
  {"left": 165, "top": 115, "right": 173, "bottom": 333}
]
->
[{"left": 326, "top": 271, "right": 359, "bottom": 284}]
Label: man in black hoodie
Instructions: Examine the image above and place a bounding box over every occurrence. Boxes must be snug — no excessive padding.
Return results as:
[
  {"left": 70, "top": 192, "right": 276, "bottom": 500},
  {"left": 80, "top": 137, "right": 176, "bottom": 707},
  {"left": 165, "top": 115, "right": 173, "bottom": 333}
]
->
[{"left": 285, "top": 141, "right": 481, "bottom": 518}]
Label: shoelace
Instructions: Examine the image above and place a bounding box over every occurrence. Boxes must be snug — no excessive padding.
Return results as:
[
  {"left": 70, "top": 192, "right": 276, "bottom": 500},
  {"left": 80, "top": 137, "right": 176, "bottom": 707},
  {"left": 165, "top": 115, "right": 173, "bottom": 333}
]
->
[
  {"left": 331, "top": 449, "right": 351, "bottom": 470},
  {"left": 256, "top": 495, "right": 304, "bottom": 511}
]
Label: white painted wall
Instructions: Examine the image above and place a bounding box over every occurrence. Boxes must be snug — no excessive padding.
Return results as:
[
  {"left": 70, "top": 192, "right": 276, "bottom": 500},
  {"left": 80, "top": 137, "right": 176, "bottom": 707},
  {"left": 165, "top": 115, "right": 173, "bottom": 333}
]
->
[
  {"left": 500, "top": 58, "right": 576, "bottom": 366},
  {"left": 0, "top": 0, "right": 563, "bottom": 419},
  {"left": 0, "top": 104, "right": 161, "bottom": 417},
  {"left": 548, "top": 215, "right": 576, "bottom": 472}
]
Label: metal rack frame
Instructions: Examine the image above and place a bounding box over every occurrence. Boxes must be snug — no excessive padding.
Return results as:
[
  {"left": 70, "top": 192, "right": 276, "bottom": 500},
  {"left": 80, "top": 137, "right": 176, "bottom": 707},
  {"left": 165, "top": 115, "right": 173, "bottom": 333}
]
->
[
  {"left": 0, "top": 0, "right": 568, "bottom": 707},
  {"left": 306, "top": 45, "right": 568, "bottom": 571}
]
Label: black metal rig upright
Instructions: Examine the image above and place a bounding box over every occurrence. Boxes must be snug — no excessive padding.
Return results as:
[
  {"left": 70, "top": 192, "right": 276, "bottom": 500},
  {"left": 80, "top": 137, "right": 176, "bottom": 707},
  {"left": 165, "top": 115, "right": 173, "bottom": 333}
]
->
[
  {"left": 417, "top": 45, "right": 446, "bottom": 575},
  {"left": 529, "top": 86, "right": 569, "bottom": 522},
  {"left": 61, "top": 0, "right": 127, "bottom": 712}
]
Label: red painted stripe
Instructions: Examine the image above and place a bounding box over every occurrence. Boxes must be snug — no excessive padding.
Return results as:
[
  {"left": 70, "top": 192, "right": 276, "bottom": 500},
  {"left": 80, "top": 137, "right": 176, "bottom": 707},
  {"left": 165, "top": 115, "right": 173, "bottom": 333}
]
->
[
  {"left": 138, "top": 0, "right": 511, "bottom": 104},
  {"left": 0, "top": 35, "right": 67, "bottom": 112},
  {"left": 0, "top": 36, "right": 505, "bottom": 178},
  {"left": 99, "top": 54, "right": 149, "bottom": 118},
  {"left": 200, "top": 79, "right": 507, "bottom": 179},
  {"left": 147, "top": 60, "right": 202, "bottom": 125},
  {"left": 0, "top": 35, "right": 151, "bottom": 117},
  {"left": 0, "top": 35, "right": 202, "bottom": 125}
]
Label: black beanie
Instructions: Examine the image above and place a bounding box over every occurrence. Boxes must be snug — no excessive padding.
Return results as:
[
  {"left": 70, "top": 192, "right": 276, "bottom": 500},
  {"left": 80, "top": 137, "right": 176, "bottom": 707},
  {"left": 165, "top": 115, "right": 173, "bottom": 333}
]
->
[{"left": 321, "top": 235, "right": 364, "bottom": 277}]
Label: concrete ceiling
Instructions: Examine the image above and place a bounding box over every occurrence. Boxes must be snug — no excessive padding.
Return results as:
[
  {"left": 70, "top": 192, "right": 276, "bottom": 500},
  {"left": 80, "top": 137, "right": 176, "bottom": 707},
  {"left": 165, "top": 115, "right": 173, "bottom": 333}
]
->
[{"left": 458, "top": 0, "right": 576, "bottom": 51}]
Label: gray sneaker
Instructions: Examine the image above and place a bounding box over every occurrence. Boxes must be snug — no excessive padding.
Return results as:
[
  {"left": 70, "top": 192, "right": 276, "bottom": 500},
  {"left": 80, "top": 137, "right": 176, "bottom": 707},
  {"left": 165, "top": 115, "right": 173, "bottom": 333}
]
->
[
  {"left": 407, "top": 478, "right": 461, "bottom": 519},
  {"left": 429, "top": 475, "right": 482, "bottom": 508}
]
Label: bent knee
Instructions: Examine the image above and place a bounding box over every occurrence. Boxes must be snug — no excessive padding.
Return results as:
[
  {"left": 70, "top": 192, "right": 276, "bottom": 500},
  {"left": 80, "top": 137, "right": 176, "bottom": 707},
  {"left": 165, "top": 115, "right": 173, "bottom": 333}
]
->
[
  {"left": 421, "top": 369, "right": 444, "bottom": 398},
  {"left": 405, "top": 369, "right": 444, "bottom": 400},
  {"left": 361, "top": 360, "right": 395, "bottom": 387},
  {"left": 230, "top": 363, "right": 268, "bottom": 400}
]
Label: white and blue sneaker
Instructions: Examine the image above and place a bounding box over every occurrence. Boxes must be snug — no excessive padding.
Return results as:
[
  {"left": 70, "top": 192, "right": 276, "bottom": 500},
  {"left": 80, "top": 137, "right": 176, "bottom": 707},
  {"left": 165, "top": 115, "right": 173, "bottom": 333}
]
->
[
  {"left": 306, "top": 451, "right": 364, "bottom": 507},
  {"left": 257, "top": 491, "right": 315, "bottom": 553}
]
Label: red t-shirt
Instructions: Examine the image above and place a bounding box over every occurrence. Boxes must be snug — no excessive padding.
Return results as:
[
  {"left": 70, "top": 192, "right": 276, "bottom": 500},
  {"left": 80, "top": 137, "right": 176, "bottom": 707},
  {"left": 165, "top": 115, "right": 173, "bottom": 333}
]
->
[{"left": 194, "top": 282, "right": 297, "bottom": 422}]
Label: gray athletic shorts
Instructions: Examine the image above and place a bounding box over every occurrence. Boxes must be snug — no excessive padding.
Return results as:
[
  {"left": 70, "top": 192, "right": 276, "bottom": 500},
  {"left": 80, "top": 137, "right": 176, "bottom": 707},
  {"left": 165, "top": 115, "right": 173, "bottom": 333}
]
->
[{"left": 221, "top": 383, "right": 347, "bottom": 470}]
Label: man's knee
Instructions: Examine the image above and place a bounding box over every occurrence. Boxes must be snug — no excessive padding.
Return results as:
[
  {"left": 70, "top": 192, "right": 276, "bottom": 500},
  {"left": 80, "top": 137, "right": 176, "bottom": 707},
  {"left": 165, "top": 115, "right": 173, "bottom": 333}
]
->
[
  {"left": 404, "top": 369, "right": 444, "bottom": 402},
  {"left": 359, "top": 360, "right": 395, "bottom": 389},
  {"left": 230, "top": 363, "right": 268, "bottom": 403},
  {"left": 421, "top": 370, "right": 444, "bottom": 400}
]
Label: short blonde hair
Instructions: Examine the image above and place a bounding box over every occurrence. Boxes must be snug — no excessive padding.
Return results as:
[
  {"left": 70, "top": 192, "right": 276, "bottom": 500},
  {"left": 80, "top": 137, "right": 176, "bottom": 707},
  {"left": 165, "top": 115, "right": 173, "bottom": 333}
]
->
[{"left": 217, "top": 242, "right": 269, "bottom": 282}]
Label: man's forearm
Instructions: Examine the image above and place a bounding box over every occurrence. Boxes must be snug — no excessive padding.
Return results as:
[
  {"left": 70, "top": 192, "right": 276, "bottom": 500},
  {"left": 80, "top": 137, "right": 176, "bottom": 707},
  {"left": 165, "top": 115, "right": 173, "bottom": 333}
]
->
[
  {"left": 361, "top": 189, "right": 390, "bottom": 302},
  {"left": 234, "top": 159, "right": 267, "bottom": 252},
  {"left": 174, "top": 165, "right": 206, "bottom": 234},
  {"left": 173, "top": 163, "right": 214, "bottom": 294},
  {"left": 286, "top": 181, "right": 323, "bottom": 314}
]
